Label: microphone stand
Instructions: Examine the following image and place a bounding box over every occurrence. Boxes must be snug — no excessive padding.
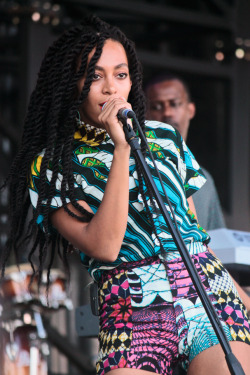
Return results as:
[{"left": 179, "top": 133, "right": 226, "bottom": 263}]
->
[{"left": 122, "top": 118, "right": 245, "bottom": 375}]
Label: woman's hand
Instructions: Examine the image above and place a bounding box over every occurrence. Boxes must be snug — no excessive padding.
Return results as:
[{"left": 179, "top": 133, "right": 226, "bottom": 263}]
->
[{"left": 98, "top": 95, "right": 132, "bottom": 148}]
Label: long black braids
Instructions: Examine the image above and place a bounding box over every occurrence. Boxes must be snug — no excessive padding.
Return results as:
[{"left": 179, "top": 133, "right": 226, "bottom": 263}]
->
[
  {"left": 1, "top": 15, "right": 165, "bottom": 286},
  {"left": 1, "top": 18, "right": 103, "bottom": 279}
]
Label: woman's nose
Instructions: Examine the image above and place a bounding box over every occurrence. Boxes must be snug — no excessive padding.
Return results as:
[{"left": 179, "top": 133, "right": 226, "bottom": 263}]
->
[{"left": 102, "top": 78, "right": 117, "bottom": 95}]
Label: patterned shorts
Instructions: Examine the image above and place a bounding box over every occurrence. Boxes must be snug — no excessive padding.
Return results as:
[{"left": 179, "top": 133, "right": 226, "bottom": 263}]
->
[{"left": 96, "top": 251, "right": 250, "bottom": 375}]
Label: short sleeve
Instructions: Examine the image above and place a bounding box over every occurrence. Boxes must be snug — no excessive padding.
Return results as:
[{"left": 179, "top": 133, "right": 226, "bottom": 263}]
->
[
  {"left": 28, "top": 150, "right": 86, "bottom": 229},
  {"left": 144, "top": 121, "right": 207, "bottom": 199},
  {"left": 181, "top": 139, "right": 207, "bottom": 198}
]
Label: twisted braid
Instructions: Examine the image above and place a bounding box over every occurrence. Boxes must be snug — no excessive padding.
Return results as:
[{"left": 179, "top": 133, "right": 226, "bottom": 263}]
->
[{"left": 2, "top": 15, "right": 165, "bottom": 286}]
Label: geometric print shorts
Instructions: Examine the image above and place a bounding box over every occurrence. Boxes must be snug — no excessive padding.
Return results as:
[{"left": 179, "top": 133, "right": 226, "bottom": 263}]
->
[{"left": 96, "top": 251, "right": 250, "bottom": 375}]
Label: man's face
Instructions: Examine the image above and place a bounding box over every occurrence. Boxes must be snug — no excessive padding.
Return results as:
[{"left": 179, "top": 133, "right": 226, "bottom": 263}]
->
[{"left": 145, "top": 79, "right": 195, "bottom": 142}]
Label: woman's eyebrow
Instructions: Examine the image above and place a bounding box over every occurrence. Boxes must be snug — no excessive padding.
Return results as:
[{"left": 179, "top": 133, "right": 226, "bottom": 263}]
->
[{"left": 95, "top": 63, "right": 129, "bottom": 71}]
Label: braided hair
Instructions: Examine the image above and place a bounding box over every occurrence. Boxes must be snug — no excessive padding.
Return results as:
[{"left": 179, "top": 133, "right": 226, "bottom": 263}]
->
[{"left": 1, "top": 15, "right": 164, "bottom": 284}]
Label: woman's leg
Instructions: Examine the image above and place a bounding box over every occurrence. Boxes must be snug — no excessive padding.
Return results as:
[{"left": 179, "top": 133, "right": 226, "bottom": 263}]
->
[
  {"left": 164, "top": 250, "right": 250, "bottom": 375},
  {"left": 188, "top": 341, "right": 250, "bottom": 375},
  {"left": 97, "top": 259, "right": 179, "bottom": 375}
]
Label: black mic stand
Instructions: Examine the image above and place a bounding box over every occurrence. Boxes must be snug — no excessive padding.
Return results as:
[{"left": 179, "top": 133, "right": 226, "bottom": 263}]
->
[{"left": 122, "top": 119, "right": 245, "bottom": 375}]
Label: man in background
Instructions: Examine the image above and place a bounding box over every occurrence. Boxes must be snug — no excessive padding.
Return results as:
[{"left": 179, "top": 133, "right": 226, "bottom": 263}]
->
[{"left": 144, "top": 73, "right": 226, "bottom": 231}]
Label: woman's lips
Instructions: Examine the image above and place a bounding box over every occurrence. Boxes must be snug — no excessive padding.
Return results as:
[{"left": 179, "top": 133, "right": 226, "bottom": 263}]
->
[{"left": 100, "top": 102, "right": 107, "bottom": 109}]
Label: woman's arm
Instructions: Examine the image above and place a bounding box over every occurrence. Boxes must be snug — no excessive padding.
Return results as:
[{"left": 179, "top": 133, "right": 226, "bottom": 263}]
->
[
  {"left": 51, "top": 97, "right": 131, "bottom": 263},
  {"left": 51, "top": 146, "right": 130, "bottom": 263}
]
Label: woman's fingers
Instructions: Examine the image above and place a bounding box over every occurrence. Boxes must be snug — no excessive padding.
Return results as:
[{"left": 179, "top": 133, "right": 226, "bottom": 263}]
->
[
  {"left": 98, "top": 96, "right": 132, "bottom": 146},
  {"left": 99, "top": 96, "right": 131, "bottom": 124}
]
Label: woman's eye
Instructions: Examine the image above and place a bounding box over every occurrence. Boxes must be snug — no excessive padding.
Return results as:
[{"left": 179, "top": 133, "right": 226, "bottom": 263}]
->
[{"left": 93, "top": 73, "right": 101, "bottom": 81}]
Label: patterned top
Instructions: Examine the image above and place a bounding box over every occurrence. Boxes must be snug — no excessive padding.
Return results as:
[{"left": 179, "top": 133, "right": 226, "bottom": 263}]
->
[{"left": 29, "top": 120, "right": 210, "bottom": 281}]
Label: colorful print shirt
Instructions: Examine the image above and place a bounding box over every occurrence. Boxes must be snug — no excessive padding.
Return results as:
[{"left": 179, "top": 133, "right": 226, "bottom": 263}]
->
[{"left": 29, "top": 120, "right": 210, "bottom": 281}]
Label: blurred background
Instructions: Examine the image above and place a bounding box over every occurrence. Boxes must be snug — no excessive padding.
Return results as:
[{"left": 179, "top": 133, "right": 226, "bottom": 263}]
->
[{"left": 0, "top": 0, "right": 250, "bottom": 374}]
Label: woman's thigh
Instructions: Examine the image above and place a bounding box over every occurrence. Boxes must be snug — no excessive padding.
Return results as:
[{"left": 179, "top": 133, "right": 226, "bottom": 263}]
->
[
  {"left": 165, "top": 250, "right": 250, "bottom": 372},
  {"left": 187, "top": 341, "right": 250, "bottom": 375}
]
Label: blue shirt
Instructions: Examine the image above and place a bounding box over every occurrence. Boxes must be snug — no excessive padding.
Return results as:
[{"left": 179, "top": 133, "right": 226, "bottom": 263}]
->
[{"left": 29, "top": 120, "right": 210, "bottom": 281}]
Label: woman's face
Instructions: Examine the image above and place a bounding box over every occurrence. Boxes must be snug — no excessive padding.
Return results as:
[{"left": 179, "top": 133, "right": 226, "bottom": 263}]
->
[{"left": 78, "top": 39, "right": 132, "bottom": 128}]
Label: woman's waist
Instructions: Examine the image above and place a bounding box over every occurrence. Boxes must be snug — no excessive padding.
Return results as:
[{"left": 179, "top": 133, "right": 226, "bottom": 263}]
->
[{"left": 98, "top": 241, "right": 208, "bottom": 283}]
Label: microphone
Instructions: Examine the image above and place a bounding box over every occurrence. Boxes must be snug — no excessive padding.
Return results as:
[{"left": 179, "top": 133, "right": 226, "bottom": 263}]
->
[
  {"left": 117, "top": 108, "right": 135, "bottom": 121},
  {"left": 101, "top": 103, "right": 136, "bottom": 121}
]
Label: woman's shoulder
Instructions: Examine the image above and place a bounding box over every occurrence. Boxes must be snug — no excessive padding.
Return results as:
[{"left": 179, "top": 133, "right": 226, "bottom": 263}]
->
[
  {"left": 145, "top": 120, "right": 181, "bottom": 141},
  {"left": 145, "top": 120, "right": 176, "bottom": 131},
  {"left": 30, "top": 149, "right": 46, "bottom": 177},
  {"left": 144, "top": 120, "right": 183, "bottom": 153}
]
